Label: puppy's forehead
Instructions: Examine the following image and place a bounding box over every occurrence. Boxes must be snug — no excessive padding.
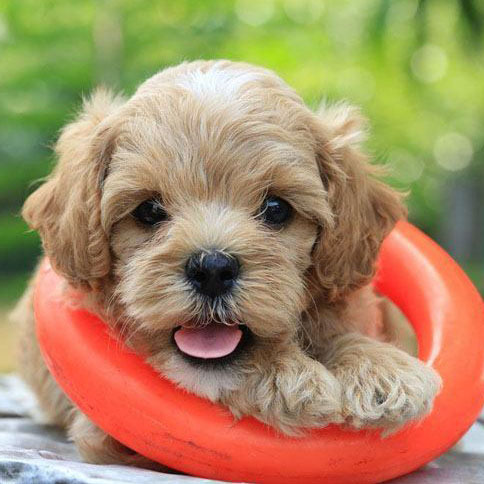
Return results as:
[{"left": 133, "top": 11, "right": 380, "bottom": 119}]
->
[{"left": 107, "top": 62, "right": 326, "bottom": 214}]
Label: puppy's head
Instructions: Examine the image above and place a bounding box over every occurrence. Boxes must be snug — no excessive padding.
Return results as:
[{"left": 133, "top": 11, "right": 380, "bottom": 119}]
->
[{"left": 23, "top": 61, "right": 404, "bottom": 399}]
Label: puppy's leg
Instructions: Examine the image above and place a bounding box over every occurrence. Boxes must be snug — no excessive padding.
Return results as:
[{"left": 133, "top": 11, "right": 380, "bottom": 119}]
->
[
  {"left": 324, "top": 333, "right": 441, "bottom": 431},
  {"left": 69, "top": 412, "right": 170, "bottom": 471},
  {"left": 222, "top": 341, "right": 343, "bottom": 435},
  {"left": 12, "top": 278, "right": 75, "bottom": 427},
  {"left": 13, "top": 277, "right": 164, "bottom": 470}
]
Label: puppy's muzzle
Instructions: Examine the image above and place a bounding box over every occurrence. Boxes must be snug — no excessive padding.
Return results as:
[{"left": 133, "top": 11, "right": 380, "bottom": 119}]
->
[{"left": 185, "top": 250, "right": 239, "bottom": 298}]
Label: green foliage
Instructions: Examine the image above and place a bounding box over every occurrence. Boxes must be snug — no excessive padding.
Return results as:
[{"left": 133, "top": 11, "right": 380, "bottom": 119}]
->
[{"left": 0, "top": 0, "right": 483, "bottom": 302}]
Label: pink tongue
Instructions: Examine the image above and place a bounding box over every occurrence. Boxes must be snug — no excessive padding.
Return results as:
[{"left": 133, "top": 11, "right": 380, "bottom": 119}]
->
[{"left": 174, "top": 323, "right": 243, "bottom": 359}]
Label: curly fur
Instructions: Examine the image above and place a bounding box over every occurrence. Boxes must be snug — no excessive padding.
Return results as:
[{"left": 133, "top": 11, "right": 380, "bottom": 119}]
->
[{"left": 13, "top": 60, "right": 441, "bottom": 466}]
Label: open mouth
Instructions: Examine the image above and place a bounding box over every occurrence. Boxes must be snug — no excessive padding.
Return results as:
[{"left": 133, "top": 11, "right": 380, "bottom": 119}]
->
[{"left": 172, "top": 322, "right": 251, "bottom": 365}]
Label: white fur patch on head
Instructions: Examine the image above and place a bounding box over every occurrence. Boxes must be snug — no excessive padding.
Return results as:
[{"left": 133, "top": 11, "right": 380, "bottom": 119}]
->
[{"left": 175, "top": 62, "right": 263, "bottom": 102}]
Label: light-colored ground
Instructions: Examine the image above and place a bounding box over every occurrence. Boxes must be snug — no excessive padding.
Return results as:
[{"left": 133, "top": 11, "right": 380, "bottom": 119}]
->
[{"left": 0, "top": 309, "right": 17, "bottom": 373}]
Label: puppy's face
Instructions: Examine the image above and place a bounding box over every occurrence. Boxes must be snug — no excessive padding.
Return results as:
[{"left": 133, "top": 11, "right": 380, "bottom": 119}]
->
[
  {"left": 23, "top": 61, "right": 403, "bottom": 399},
  {"left": 104, "top": 74, "right": 330, "bottom": 394}
]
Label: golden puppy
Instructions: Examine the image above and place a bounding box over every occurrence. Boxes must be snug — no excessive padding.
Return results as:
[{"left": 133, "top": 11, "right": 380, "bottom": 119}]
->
[{"left": 13, "top": 60, "right": 441, "bottom": 467}]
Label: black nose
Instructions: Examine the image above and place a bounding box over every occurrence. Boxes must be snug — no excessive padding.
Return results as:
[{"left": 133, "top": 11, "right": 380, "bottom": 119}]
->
[{"left": 185, "top": 251, "right": 239, "bottom": 298}]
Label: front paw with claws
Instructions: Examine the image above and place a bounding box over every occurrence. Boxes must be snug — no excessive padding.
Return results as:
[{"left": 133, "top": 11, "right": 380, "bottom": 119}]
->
[{"left": 328, "top": 334, "right": 441, "bottom": 432}]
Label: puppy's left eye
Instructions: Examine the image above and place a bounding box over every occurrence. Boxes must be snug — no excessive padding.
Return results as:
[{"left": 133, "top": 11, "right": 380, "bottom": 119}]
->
[
  {"left": 132, "top": 199, "right": 168, "bottom": 226},
  {"left": 258, "top": 196, "right": 293, "bottom": 227}
]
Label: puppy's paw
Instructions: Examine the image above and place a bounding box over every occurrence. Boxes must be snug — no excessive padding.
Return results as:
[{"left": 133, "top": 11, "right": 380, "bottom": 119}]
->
[
  {"left": 334, "top": 347, "right": 441, "bottom": 432},
  {"left": 226, "top": 358, "right": 344, "bottom": 435},
  {"left": 271, "top": 364, "right": 344, "bottom": 434}
]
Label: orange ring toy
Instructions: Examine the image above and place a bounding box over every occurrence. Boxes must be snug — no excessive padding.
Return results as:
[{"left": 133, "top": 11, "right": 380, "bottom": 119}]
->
[{"left": 34, "top": 221, "right": 484, "bottom": 483}]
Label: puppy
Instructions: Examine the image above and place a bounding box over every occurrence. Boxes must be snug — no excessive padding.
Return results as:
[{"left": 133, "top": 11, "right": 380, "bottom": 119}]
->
[{"left": 14, "top": 60, "right": 441, "bottom": 467}]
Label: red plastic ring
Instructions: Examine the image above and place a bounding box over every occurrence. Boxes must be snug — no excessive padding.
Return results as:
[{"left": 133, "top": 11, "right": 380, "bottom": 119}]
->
[{"left": 34, "top": 221, "right": 484, "bottom": 483}]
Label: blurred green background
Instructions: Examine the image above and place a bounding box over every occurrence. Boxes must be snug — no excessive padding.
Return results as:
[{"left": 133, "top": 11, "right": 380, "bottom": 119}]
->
[{"left": 1, "top": 0, "right": 483, "bottom": 369}]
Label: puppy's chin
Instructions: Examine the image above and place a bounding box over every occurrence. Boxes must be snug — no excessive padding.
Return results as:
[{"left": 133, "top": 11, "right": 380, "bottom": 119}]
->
[
  {"left": 161, "top": 353, "right": 246, "bottom": 404},
  {"left": 162, "top": 354, "right": 243, "bottom": 402},
  {"left": 137, "top": 318, "right": 252, "bottom": 402}
]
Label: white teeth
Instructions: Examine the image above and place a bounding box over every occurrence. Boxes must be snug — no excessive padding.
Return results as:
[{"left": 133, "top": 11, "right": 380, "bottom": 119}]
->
[
  {"left": 181, "top": 320, "right": 241, "bottom": 328},
  {"left": 222, "top": 321, "right": 239, "bottom": 327}
]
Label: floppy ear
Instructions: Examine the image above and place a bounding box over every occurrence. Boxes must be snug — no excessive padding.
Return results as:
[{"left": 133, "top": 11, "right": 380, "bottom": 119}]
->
[
  {"left": 309, "top": 103, "right": 406, "bottom": 302},
  {"left": 23, "top": 88, "right": 124, "bottom": 290}
]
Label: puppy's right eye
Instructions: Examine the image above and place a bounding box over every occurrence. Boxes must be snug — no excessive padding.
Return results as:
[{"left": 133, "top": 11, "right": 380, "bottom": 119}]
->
[
  {"left": 258, "top": 196, "right": 293, "bottom": 227},
  {"left": 132, "top": 199, "right": 168, "bottom": 226}
]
